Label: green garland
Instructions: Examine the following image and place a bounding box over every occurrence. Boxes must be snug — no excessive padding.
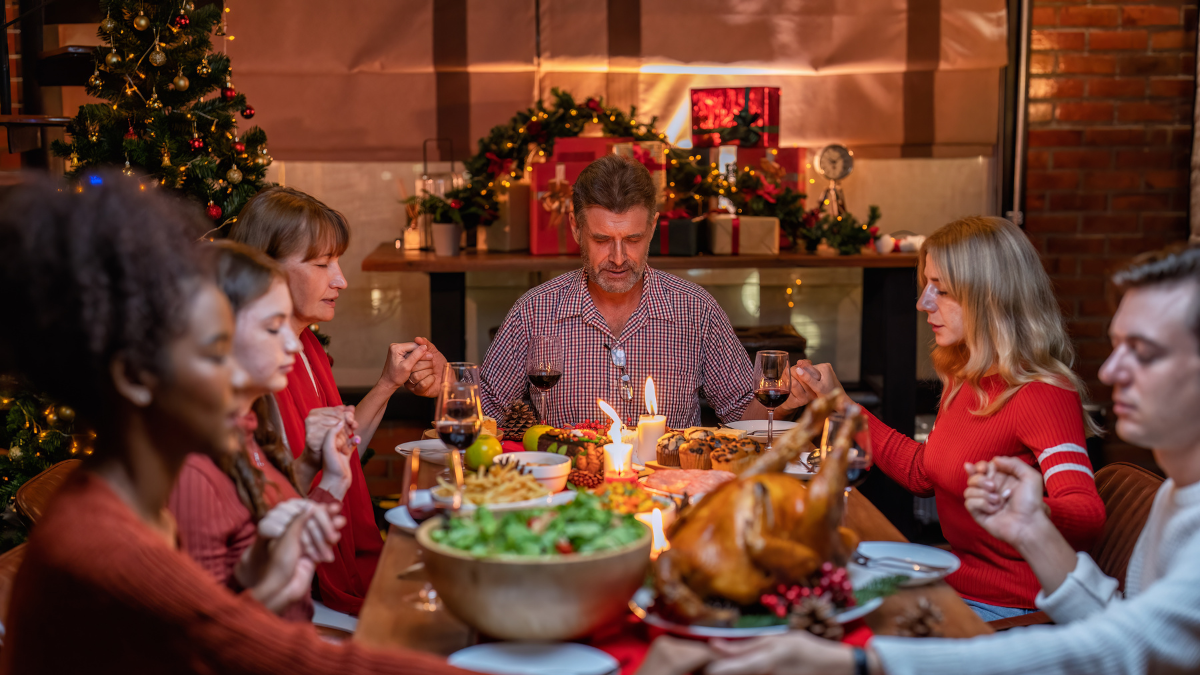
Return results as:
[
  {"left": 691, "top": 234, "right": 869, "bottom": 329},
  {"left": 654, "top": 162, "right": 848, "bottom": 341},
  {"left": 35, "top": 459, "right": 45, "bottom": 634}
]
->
[{"left": 439, "top": 88, "right": 880, "bottom": 253}]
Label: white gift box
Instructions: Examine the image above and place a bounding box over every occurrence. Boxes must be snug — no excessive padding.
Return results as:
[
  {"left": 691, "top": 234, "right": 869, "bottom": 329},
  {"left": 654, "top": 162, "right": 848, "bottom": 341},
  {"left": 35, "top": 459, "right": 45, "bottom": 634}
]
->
[{"left": 708, "top": 214, "right": 779, "bottom": 256}]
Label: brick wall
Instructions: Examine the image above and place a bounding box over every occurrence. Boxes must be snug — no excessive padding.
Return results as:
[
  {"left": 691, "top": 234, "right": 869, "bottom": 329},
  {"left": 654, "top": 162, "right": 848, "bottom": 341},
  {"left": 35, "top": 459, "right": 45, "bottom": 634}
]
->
[{"left": 1025, "top": 1, "right": 1196, "bottom": 433}]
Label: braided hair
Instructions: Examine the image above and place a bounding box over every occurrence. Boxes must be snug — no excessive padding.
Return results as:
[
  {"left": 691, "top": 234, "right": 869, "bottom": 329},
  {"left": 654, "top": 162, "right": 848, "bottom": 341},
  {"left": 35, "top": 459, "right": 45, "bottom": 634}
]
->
[
  {"left": 208, "top": 241, "right": 304, "bottom": 520},
  {"left": 0, "top": 173, "right": 208, "bottom": 428}
]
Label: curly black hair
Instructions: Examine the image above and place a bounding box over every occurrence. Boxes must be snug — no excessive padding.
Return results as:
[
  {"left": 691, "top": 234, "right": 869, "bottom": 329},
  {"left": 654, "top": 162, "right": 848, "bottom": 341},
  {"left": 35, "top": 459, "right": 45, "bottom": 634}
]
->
[{"left": 0, "top": 172, "right": 211, "bottom": 423}]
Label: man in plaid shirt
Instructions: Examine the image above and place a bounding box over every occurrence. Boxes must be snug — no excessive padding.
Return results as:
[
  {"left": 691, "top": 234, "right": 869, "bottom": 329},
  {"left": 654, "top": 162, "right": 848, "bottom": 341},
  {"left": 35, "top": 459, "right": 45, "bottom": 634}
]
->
[{"left": 480, "top": 154, "right": 810, "bottom": 428}]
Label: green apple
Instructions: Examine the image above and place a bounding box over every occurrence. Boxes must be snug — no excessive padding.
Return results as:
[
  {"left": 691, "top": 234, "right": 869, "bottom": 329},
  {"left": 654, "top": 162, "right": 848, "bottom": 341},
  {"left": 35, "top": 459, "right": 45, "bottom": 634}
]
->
[
  {"left": 522, "top": 425, "right": 553, "bottom": 452},
  {"left": 465, "top": 434, "right": 503, "bottom": 470}
]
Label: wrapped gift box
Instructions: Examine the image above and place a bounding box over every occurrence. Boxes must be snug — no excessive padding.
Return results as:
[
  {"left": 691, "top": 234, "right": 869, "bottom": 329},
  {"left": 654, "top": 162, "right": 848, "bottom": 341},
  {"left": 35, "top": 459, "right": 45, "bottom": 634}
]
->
[
  {"left": 650, "top": 217, "right": 706, "bottom": 256},
  {"left": 708, "top": 214, "right": 779, "bottom": 256},
  {"left": 611, "top": 140, "right": 667, "bottom": 210},
  {"left": 478, "top": 182, "right": 530, "bottom": 252},
  {"left": 736, "top": 147, "right": 805, "bottom": 192},
  {"left": 691, "top": 86, "right": 780, "bottom": 148},
  {"left": 530, "top": 162, "right": 587, "bottom": 255},
  {"left": 551, "top": 136, "right": 634, "bottom": 163}
]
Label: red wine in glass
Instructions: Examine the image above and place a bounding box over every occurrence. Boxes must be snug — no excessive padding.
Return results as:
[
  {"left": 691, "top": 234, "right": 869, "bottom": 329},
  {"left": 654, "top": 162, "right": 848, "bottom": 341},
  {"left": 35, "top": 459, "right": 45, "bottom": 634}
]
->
[
  {"left": 437, "top": 422, "right": 479, "bottom": 451},
  {"left": 527, "top": 369, "right": 562, "bottom": 390},
  {"left": 755, "top": 387, "right": 790, "bottom": 409}
]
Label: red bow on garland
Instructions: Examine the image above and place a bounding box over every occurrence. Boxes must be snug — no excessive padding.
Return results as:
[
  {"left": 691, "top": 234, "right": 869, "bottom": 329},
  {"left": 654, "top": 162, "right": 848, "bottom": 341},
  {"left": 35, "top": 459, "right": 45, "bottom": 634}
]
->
[
  {"left": 632, "top": 145, "right": 665, "bottom": 172},
  {"left": 485, "top": 151, "right": 514, "bottom": 177},
  {"left": 749, "top": 180, "right": 780, "bottom": 204}
]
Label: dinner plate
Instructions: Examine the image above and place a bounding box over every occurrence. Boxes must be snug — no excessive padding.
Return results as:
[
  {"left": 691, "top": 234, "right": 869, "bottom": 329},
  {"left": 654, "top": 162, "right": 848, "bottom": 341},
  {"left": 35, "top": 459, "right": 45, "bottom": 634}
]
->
[
  {"left": 448, "top": 642, "right": 619, "bottom": 675},
  {"left": 430, "top": 487, "right": 577, "bottom": 513},
  {"left": 629, "top": 587, "right": 884, "bottom": 638},
  {"left": 383, "top": 489, "right": 431, "bottom": 534},
  {"left": 723, "top": 420, "right": 798, "bottom": 436},
  {"left": 855, "top": 541, "right": 961, "bottom": 586},
  {"left": 782, "top": 452, "right": 818, "bottom": 479}
]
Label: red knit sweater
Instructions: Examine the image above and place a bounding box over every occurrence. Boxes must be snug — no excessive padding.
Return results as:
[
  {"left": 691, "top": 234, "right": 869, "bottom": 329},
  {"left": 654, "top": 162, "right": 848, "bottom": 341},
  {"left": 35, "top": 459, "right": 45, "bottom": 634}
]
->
[
  {"left": 867, "top": 375, "right": 1106, "bottom": 609},
  {"left": 0, "top": 470, "right": 468, "bottom": 675}
]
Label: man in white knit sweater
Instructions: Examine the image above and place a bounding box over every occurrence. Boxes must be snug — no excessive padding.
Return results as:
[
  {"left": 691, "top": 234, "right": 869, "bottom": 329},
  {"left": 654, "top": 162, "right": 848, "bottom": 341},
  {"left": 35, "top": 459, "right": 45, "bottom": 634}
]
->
[{"left": 637, "top": 245, "right": 1200, "bottom": 675}]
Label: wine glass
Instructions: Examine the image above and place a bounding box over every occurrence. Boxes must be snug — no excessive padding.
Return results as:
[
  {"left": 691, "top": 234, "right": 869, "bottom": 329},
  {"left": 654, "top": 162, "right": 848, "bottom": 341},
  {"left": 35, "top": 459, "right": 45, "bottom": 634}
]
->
[
  {"left": 435, "top": 381, "right": 480, "bottom": 509},
  {"left": 753, "top": 350, "right": 791, "bottom": 449},
  {"left": 443, "top": 362, "right": 479, "bottom": 386},
  {"left": 525, "top": 335, "right": 563, "bottom": 425},
  {"left": 820, "top": 412, "right": 874, "bottom": 502}
]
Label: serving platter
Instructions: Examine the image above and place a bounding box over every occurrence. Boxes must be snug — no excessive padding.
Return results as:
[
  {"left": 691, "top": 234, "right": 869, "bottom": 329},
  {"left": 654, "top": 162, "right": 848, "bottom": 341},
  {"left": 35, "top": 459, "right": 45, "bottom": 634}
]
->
[
  {"left": 629, "top": 587, "right": 883, "bottom": 638},
  {"left": 430, "top": 487, "right": 577, "bottom": 513},
  {"left": 449, "top": 641, "right": 619, "bottom": 675}
]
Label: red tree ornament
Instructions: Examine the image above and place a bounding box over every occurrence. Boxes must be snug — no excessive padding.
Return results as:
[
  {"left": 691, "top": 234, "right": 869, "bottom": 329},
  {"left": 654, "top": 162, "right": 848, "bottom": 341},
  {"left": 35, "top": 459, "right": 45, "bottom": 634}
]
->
[
  {"left": 206, "top": 201, "right": 222, "bottom": 220},
  {"left": 123, "top": 128, "right": 138, "bottom": 140},
  {"left": 240, "top": 105, "right": 255, "bottom": 119},
  {"left": 233, "top": 141, "right": 245, "bottom": 153},
  {"left": 188, "top": 137, "right": 204, "bottom": 151},
  {"left": 173, "top": 14, "right": 190, "bottom": 28},
  {"left": 221, "top": 86, "right": 237, "bottom": 102}
]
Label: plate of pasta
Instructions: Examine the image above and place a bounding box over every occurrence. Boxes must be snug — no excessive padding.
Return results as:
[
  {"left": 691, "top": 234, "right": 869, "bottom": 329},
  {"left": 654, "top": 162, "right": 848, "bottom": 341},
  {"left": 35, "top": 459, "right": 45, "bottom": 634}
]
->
[{"left": 431, "top": 461, "right": 577, "bottom": 512}]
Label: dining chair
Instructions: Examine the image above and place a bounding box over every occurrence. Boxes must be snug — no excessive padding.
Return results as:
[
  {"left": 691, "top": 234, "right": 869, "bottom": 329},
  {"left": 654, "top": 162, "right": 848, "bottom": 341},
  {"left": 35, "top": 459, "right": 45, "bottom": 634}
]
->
[
  {"left": 988, "top": 461, "right": 1164, "bottom": 630},
  {"left": 14, "top": 459, "right": 82, "bottom": 526}
]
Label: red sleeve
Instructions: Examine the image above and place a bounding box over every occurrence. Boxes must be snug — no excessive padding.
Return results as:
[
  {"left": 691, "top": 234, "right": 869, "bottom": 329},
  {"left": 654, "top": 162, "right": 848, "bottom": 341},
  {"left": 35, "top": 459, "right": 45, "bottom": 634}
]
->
[
  {"left": 1013, "top": 383, "right": 1106, "bottom": 551},
  {"left": 167, "top": 457, "right": 250, "bottom": 586},
  {"left": 864, "top": 410, "right": 935, "bottom": 497}
]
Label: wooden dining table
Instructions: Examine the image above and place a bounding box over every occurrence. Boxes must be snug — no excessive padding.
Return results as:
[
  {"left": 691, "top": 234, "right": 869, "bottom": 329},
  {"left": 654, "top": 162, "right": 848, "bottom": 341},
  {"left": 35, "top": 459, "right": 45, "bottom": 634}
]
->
[{"left": 354, "top": 488, "right": 992, "bottom": 661}]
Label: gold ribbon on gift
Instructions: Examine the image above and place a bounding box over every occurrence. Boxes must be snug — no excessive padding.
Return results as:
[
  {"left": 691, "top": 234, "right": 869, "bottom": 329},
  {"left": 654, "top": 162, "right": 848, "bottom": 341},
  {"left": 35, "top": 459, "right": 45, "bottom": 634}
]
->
[
  {"left": 759, "top": 157, "right": 787, "bottom": 186},
  {"left": 539, "top": 179, "right": 574, "bottom": 230}
]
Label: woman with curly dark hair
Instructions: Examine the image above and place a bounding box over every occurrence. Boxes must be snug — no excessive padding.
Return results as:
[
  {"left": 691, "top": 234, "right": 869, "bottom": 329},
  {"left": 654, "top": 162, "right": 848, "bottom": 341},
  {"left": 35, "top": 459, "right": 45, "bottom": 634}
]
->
[
  {"left": 0, "top": 173, "right": 466, "bottom": 675},
  {"left": 168, "top": 241, "right": 358, "bottom": 621}
]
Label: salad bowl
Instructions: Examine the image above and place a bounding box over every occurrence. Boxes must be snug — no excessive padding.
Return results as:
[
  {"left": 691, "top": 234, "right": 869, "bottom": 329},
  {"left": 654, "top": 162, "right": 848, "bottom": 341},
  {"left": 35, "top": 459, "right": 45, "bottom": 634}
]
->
[{"left": 416, "top": 513, "right": 651, "bottom": 641}]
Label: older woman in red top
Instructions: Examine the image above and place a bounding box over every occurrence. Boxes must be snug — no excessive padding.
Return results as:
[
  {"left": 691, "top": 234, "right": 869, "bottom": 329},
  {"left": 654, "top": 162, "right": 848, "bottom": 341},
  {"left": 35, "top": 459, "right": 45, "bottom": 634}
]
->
[
  {"left": 0, "top": 174, "right": 467, "bottom": 675},
  {"left": 229, "top": 187, "right": 447, "bottom": 616},
  {"left": 169, "top": 242, "right": 357, "bottom": 622},
  {"left": 790, "top": 216, "right": 1105, "bottom": 621}
]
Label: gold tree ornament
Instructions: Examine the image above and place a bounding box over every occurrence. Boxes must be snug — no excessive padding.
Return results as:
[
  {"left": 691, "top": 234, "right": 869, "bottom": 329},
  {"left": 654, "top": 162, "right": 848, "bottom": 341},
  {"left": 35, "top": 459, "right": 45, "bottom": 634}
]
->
[
  {"left": 197, "top": 55, "right": 211, "bottom": 76},
  {"left": 183, "top": 0, "right": 194, "bottom": 10},
  {"left": 133, "top": 10, "right": 149, "bottom": 30},
  {"left": 173, "top": 73, "right": 189, "bottom": 91},
  {"left": 149, "top": 44, "right": 167, "bottom": 67},
  {"left": 161, "top": 148, "right": 172, "bottom": 167},
  {"left": 105, "top": 50, "right": 123, "bottom": 68},
  {"left": 147, "top": 88, "right": 162, "bottom": 109},
  {"left": 122, "top": 159, "right": 134, "bottom": 176},
  {"left": 56, "top": 406, "right": 75, "bottom": 424},
  {"left": 226, "top": 167, "right": 243, "bottom": 184},
  {"left": 88, "top": 69, "right": 102, "bottom": 88},
  {"left": 100, "top": 13, "right": 117, "bottom": 32}
]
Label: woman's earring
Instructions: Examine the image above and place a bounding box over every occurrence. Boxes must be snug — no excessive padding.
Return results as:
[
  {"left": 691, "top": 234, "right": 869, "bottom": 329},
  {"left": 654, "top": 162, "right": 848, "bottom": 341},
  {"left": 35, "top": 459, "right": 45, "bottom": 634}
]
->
[{"left": 134, "top": 391, "right": 152, "bottom": 406}]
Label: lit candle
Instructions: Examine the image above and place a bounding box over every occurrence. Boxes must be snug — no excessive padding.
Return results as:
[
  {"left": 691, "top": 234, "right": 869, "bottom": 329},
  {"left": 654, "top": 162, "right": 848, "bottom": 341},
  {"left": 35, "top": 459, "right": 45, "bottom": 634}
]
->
[
  {"left": 650, "top": 508, "right": 670, "bottom": 559},
  {"left": 598, "top": 399, "right": 633, "bottom": 477},
  {"left": 635, "top": 376, "right": 667, "bottom": 464}
]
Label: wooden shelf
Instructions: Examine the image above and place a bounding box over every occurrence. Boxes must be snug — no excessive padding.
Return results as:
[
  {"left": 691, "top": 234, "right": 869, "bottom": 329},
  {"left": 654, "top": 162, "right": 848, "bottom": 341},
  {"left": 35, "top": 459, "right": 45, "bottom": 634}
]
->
[{"left": 361, "top": 243, "right": 919, "bottom": 273}]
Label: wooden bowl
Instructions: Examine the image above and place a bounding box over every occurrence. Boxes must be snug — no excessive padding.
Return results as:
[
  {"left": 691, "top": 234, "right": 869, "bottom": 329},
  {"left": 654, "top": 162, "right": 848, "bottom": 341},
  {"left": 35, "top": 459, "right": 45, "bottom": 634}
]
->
[{"left": 416, "top": 516, "right": 651, "bottom": 641}]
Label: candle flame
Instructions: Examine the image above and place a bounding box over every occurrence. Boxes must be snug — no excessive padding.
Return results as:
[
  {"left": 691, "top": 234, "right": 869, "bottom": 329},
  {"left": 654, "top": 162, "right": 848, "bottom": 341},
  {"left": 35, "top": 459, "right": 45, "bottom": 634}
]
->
[
  {"left": 650, "top": 508, "right": 670, "bottom": 558},
  {"left": 598, "top": 399, "right": 623, "bottom": 444},
  {"left": 645, "top": 376, "right": 658, "bottom": 416}
]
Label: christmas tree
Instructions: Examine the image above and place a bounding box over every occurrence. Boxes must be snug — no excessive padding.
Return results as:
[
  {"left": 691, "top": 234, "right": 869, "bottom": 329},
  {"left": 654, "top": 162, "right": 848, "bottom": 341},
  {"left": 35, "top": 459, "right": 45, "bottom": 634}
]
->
[{"left": 50, "top": 0, "right": 270, "bottom": 226}]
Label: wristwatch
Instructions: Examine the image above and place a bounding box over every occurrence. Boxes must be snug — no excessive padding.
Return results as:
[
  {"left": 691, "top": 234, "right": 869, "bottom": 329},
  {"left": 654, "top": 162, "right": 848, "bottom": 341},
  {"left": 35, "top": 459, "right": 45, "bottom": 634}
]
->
[{"left": 852, "top": 647, "right": 870, "bottom": 675}]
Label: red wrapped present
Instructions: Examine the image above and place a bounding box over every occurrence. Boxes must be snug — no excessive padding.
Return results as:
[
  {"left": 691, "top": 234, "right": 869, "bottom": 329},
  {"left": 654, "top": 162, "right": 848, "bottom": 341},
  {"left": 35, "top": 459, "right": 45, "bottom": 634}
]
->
[
  {"left": 737, "top": 147, "right": 806, "bottom": 192},
  {"left": 552, "top": 136, "right": 634, "bottom": 163},
  {"left": 691, "top": 86, "right": 781, "bottom": 148},
  {"left": 530, "top": 162, "right": 587, "bottom": 255},
  {"left": 612, "top": 141, "right": 667, "bottom": 210}
]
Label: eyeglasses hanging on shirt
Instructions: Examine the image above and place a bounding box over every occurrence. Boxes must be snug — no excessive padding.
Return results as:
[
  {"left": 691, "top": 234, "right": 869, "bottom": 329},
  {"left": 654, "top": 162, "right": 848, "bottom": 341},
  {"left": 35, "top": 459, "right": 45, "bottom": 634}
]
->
[{"left": 604, "top": 343, "right": 635, "bottom": 402}]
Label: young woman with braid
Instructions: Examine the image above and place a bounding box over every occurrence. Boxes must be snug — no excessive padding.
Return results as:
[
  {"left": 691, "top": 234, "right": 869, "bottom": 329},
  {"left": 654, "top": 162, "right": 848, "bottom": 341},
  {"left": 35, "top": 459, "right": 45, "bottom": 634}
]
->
[
  {"left": 787, "top": 217, "right": 1106, "bottom": 620},
  {"left": 168, "top": 241, "right": 357, "bottom": 622},
  {"left": 0, "top": 174, "right": 468, "bottom": 675}
]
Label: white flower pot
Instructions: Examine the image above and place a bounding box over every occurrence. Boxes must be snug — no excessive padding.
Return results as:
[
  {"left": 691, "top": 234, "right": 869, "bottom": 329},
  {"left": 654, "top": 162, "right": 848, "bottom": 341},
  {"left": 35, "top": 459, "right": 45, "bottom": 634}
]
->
[{"left": 432, "top": 222, "right": 461, "bottom": 256}]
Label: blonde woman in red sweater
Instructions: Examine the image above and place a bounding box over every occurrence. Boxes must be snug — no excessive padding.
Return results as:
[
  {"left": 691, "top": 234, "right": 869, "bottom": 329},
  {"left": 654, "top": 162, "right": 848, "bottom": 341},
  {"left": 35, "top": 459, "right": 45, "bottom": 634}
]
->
[
  {"left": 0, "top": 174, "right": 468, "bottom": 675},
  {"left": 790, "top": 216, "right": 1105, "bottom": 621}
]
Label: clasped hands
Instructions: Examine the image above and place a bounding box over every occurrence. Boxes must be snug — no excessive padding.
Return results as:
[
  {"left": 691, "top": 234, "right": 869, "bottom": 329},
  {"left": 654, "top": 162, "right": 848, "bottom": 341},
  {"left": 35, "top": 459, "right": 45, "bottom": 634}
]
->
[{"left": 380, "top": 337, "right": 447, "bottom": 398}]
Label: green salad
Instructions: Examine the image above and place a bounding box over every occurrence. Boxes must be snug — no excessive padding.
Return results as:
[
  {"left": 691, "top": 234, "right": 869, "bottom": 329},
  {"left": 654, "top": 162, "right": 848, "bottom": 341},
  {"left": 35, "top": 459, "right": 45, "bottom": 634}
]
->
[{"left": 429, "top": 491, "right": 647, "bottom": 557}]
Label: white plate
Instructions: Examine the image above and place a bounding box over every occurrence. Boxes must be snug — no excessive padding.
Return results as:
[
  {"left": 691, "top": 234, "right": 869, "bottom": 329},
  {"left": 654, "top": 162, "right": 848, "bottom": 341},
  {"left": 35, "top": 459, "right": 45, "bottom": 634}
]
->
[
  {"left": 783, "top": 452, "right": 818, "bottom": 479},
  {"left": 723, "top": 420, "right": 798, "bottom": 435},
  {"left": 855, "top": 541, "right": 961, "bottom": 586},
  {"left": 449, "top": 642, "right": 619, "bottom": 675},
  {"left": 431, "top": 488, "right": 577, "bottom": 513},
  {"left": 383, "top": 489, "right": 431, "bottom": 534},
  {"left": 629, "top": 587, "right": 883, "bottom": 638}
]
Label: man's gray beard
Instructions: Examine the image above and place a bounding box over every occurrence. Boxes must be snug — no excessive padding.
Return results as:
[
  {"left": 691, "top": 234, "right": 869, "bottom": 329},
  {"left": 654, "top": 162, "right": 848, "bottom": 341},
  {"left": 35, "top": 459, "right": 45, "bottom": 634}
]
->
[{"left": 580, "top": 246, "right": 645, "bottom": 294}]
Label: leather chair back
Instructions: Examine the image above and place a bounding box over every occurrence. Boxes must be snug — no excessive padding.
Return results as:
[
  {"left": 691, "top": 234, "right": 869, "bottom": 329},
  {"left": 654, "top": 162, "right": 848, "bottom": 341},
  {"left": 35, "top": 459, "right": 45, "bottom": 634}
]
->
[
  {"left": 14, "top": 459, "right": 82, "bottom": 526},
  {"left": 0, "top": 543, "right": 26, "bottom": 635},
  {"left": 1089, "top": 462, "right": 1164, "bottom": 592}
]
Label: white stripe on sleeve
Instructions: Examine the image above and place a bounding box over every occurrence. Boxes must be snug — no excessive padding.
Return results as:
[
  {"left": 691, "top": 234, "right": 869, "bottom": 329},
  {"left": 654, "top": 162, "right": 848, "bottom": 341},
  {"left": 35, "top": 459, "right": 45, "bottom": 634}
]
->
[
  {"left": 1043, "top": 463, "right": 1095, "bottom": 480},
  {"left": 1038, "top": 442, "right": 1090, "bottom": 463}
]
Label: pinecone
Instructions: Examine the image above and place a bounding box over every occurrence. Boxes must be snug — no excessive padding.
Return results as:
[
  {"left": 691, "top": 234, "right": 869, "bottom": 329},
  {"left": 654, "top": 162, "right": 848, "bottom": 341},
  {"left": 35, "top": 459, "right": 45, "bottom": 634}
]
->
[
  {"left": 500, "top": 400, "right": 539, "bottom": 441},
  {"left": 788, "top": 596, "right": 844, "bottom": 641},
  {"left": 894, "top": 597, "right": 944, "bottom": 638}
]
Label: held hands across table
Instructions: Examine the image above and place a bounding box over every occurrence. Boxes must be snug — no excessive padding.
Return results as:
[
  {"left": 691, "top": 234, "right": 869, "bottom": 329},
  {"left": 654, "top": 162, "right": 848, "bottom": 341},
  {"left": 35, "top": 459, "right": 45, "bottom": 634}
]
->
[
  {"left": 788, "top": 359, "right": 846, "bottom": 406},
  {"left": 378, "top": 337, "right": 448, "bottom": 398},
  {"left": 964, "top": 457, "right": 1052, "bottom": 548},
  {"left": 236, "top": 499, "right": 346, "bottom": 614},
  {"left": 636, "top": 634, "right": 871, "bottom": 675},
  {"left": 298, "top": 405, "right": 357, "bottom": 500}
]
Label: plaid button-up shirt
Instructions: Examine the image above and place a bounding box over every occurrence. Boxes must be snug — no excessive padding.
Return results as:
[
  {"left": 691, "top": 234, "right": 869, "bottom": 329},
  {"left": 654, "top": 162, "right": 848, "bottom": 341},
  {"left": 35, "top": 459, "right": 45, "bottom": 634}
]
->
[{"left": 479, "top": 267, "right": 754, "bottom": 428}]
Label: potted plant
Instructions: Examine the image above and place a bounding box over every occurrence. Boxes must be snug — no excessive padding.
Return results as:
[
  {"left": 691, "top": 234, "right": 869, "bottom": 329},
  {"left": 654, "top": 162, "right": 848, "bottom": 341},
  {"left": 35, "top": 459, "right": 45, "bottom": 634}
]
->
[{"left": 405, "top": 194, "right": 465, "bottom": 256}]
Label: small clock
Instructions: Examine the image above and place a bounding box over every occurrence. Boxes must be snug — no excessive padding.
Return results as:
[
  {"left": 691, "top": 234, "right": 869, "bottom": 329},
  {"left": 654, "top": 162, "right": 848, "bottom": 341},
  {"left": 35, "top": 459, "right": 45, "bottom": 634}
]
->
[{"left": 815, "top": 144, "right": 854, "bottom": 182}]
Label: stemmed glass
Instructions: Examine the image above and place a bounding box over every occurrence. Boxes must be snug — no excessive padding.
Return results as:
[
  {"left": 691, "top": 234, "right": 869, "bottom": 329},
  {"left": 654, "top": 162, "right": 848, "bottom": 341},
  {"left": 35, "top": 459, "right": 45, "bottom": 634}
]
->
[
  {"left": 525, "top": 335, "right": 563, "bottom": 425},
  {"left": 753, "top": 350, "right": 791, "bottom": 449},
  {"left": 443, "top": 362, "right": 479, "bottom": 386},
  {"left": 820, "top": 412, "right": 874, "bottom": 502}
]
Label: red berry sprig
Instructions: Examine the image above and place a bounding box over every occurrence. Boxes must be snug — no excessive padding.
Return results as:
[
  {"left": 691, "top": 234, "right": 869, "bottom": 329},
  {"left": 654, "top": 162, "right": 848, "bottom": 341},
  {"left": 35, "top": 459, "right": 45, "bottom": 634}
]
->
[{"left": 759, "top": 562, "right": 856, "bottom": 617}]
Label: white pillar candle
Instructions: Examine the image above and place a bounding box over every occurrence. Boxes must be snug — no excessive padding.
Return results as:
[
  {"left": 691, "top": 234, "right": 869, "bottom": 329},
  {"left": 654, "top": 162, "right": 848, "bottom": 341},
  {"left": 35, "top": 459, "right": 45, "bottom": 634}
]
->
[
  {"left": 636, "top": 414, "right": 666, "bottom": 463},
  {"left": 598, "top": 399, "right": 633, "bottom": 476}
]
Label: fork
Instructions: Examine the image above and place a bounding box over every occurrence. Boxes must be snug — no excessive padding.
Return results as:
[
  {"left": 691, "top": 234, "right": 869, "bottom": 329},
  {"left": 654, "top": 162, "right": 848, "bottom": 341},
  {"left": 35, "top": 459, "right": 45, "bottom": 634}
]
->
[{"left": 853, "top": 552, "right": 951, "bottom": 573}]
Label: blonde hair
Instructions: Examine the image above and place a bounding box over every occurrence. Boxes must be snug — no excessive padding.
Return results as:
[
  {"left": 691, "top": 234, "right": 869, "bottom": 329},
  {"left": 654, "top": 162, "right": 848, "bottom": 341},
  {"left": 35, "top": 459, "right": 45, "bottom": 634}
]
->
[
  {"left": 229, "top": 186, "right": 349, "bottom": 262},
  {"left": 921, "top": 216, "right": 1101, "bottom": 437}
]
